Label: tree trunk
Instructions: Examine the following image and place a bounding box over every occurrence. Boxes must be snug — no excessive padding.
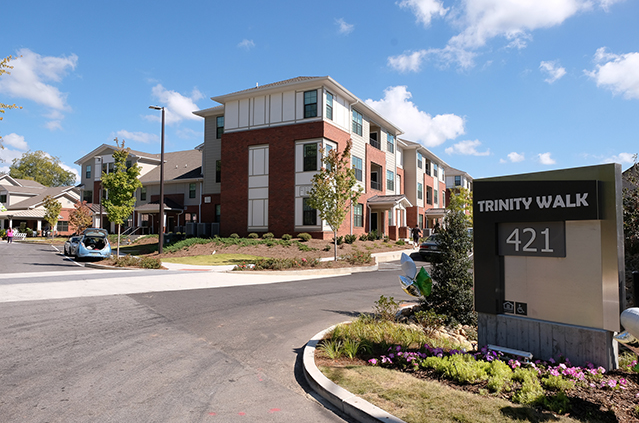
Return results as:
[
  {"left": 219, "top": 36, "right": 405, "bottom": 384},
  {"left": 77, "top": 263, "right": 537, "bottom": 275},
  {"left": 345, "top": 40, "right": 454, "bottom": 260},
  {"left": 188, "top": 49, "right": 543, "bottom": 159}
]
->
[
  {"left": 333, "top": 230, "right": 337, "bottom": 261},
  {"left": 117, "top": 224, "right": 121, "bottom": 257}
]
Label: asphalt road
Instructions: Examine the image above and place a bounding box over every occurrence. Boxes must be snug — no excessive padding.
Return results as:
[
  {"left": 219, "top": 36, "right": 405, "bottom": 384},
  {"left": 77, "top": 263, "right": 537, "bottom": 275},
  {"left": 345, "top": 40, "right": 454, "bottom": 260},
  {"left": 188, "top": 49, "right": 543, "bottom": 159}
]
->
[
  {"left": 0, "top": 240, "right": 83, "bottom": 273},
  {"left": 0, "top": 242, "right": 423, "bottom": 422}
]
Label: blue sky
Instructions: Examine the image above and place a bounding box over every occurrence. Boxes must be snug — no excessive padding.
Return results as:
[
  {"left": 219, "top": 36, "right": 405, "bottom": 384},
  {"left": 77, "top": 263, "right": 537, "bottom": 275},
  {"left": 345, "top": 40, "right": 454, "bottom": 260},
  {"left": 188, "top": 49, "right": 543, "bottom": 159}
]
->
[{"left": 1, "top": 0, "right": 638, "bottom": 181}]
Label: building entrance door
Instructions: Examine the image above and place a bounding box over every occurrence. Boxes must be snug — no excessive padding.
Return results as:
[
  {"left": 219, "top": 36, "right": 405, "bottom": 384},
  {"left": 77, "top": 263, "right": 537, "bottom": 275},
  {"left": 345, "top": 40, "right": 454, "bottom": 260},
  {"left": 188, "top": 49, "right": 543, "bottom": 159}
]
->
[{"left": 370, "top": 212, "right": 378, "bottom": 232}]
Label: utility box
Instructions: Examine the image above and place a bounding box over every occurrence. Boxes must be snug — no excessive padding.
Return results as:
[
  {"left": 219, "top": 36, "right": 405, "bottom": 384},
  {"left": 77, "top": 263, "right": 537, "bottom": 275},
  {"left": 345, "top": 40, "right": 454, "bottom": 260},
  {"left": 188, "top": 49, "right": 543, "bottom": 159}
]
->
[{"left": 473, "top": 164, "right": 625, "bottom": 369}]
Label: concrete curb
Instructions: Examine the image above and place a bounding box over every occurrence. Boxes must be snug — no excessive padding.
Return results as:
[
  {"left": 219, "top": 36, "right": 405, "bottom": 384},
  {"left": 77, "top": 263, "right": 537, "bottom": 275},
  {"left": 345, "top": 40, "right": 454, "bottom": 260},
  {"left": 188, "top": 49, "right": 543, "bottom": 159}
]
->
[{"left": 304, "top": 324, "right": 406, "bottom": 423}]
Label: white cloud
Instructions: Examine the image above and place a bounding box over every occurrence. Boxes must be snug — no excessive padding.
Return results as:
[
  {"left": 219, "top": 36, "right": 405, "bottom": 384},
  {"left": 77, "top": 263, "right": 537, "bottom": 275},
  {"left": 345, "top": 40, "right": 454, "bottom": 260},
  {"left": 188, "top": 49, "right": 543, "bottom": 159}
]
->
[
  {"left": 392, "top": 0, "right": 619, "bottom": 70},
  {"left": 0, "top": 145, "right": 26, "bottom": 166},
  {"left": 116, "top": 130, "right": 158, "bottom": 144},
  {"left": 237, "top": 39, "right": 255, "bottom": 50},
  {"left": 585, "top": 47, "right": 639, "bottom": 99},
  {"left": 537, "top": 152, "right": 556, "bottom": 165},
  {"left": 365, "top": 86, "right": 465, "bottom": 147},
  {"left": 2, "top": 133, "right": 27, "bottom": 150},
  {"left": 335, "top": 18, "right": 354, "bottom": 34},
  {"left": 603, "top": 152, "right": 635, "bottom": 164},
  {"left": 147, "top": 84, "right": 203, "bottom": 125},
  {"left": 397, "top": 0, "right": 448, "bottom": 27},
  {"left": 540, "top": 60, "right": 567, "bottom": 83},
  {"left": 0, "top": 48, "right": 77, "bottom": 129},
  {"left": 507, "top": 152, "right": 525, "bottom": 162},
  {"left": 445, "top": 140, "right": 490, "bottom": 156}
]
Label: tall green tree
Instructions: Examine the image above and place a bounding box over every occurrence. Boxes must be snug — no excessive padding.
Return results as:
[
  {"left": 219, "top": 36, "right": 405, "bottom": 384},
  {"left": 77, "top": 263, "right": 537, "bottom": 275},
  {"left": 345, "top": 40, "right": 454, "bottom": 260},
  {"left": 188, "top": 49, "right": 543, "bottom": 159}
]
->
[
  {"left": 69, "top": 200, "right": 93, "bottom": 234},
  {"left": 42, "top": 195, "right": 62, "bottom": 236},
  {"left": 1, "top": 55, "right": 22, "bottom": 149},
  {"left": 100, "top": 139, "right": 142, "bottom": 256},
  {"left": 308, "top": 140, "right": 363, "bottom": 261},
  {"left": 420, "top": 206, "right": 475, "bottom": 326},
  {"left": 10, "top": 150, "right": 75, "bottom": 186}
]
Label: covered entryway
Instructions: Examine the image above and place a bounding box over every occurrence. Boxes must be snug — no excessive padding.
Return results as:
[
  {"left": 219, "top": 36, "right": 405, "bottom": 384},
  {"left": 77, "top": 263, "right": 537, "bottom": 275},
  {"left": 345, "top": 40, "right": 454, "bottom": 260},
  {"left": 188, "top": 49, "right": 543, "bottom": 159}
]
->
[
  {"left": 366, "top": 195, "right": 412, "bottom": 240},
  {"left": 134, "top": 198, "right": 185, "bottom": 235}
]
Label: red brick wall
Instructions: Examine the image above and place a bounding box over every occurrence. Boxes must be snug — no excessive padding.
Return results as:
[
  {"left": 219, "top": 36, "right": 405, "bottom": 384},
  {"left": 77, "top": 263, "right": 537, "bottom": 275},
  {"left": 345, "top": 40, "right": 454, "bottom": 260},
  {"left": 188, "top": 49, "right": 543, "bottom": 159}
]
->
[
  {"left": 220, "top": 121, "right": 351, "bottom": 237},
  {"left": 201, "top": 194, "right": 220, "bottom": 223}
]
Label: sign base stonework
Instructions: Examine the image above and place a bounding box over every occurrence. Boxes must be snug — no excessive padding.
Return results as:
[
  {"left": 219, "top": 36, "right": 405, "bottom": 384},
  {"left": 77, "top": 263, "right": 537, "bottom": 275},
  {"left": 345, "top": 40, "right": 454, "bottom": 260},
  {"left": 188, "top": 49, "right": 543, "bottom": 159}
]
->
[{"left": 478, "top": 313, "right": 618, "bottom": 370}]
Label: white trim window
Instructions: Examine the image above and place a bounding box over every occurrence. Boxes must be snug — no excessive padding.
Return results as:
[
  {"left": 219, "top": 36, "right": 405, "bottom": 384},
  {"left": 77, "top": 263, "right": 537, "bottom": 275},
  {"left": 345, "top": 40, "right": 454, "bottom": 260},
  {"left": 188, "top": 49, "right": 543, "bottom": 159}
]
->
[
  {"left": 325, "top": 92, "right": 333, "bottom": 120},
  {"left": 352, "top": 109, "right": 363, "bottom": 136}
]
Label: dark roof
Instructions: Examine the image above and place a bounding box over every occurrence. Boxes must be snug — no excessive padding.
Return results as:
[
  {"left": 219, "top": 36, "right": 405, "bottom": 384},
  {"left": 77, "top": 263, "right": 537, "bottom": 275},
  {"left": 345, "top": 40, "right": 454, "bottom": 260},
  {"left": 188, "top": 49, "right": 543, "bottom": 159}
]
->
[
  {"left": 6, "top": 186, "right": 78, "bottom": 210},
  {"left": 139, "top": 150, "right": 202, "bottom": 183}
]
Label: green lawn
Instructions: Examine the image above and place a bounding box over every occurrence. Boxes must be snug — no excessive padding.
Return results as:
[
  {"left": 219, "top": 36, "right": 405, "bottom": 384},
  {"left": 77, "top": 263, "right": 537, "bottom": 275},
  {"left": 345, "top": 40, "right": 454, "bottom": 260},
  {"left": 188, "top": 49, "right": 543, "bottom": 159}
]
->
[{"left": 160, "top": 254, "right": 266, "bottom": 266}]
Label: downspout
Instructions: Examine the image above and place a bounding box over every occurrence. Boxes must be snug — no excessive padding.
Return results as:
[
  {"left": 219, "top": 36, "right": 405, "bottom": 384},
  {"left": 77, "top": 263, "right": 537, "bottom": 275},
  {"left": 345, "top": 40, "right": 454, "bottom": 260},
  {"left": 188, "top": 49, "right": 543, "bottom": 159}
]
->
[
  {"left": 367, "top": 203, "right": 371, "bottom": 233},
  {"left": 199, "top": 181, "right": 202, "bottom": 224}
]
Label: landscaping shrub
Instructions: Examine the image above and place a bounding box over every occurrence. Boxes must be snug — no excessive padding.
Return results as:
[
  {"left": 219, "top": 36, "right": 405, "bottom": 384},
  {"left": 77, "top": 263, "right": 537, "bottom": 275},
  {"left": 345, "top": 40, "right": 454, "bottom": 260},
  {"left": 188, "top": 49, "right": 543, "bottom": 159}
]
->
[
  {"left": 229, "top": 233, "right": 239, "bottom": 239},
  {"left": 248, "top": 232, "right": 259, "bottom": 239},
  {"left": 344, "top": 234, "right": 357, "bottom": 244},
  {"left": 252, "top": 257, "right": 319, "bottom": 270},
  {"left": 140, "top": 256, "right": 162, "bottom": 269},
  {"left": 281, "top": 234, "right": 292, "bottom": 241},
  {"left": 297, "top": 232, "right": 312, "bottom": 242},
  {"left": 395, "top": 239, "right": 405, "bottom": 246},
  {"left": 359, "top": 233, "right": 368, "bottom": 241},
  {"left": 373, "top": 295, "right": 400, "bottom": 322},
  {"left": 262, "top": 232, "right": 274, "bottom": 239},
  {"left": 332, "top": 235, "right": 344, "bottom": 245},
  {"left": 342, "top": 251, "right": 373, "bottom": 265},
  {"left": 164, "top": 237, "right": 215, "bottom": 253},
  {"left": 323, "top": 244, "right": 331, "bottom": 251},
  {"left": 414, "top": 309, "right": 447, "bottom": 335}
]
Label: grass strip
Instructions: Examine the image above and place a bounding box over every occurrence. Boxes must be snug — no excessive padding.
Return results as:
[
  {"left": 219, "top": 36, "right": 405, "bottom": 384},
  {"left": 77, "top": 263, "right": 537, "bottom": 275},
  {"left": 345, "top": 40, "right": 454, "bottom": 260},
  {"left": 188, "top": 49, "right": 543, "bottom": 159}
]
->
[{"left": 160, "top": 254, "right": 266, "bottom": 266}]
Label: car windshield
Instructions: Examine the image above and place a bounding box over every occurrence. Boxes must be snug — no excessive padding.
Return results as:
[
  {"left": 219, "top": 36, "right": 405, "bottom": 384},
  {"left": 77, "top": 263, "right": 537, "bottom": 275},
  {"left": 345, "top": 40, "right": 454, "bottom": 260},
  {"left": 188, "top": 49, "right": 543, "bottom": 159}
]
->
[{"left": 426, "top": 235, "right": 439, "bottom": 243}]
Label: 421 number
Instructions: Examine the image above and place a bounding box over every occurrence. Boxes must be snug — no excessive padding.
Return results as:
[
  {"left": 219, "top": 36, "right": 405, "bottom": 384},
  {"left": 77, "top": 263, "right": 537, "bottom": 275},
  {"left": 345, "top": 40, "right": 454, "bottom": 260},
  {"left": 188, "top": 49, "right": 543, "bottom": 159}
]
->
[{"left": 505, "top": 227, "right": 554, "bottom": 253}]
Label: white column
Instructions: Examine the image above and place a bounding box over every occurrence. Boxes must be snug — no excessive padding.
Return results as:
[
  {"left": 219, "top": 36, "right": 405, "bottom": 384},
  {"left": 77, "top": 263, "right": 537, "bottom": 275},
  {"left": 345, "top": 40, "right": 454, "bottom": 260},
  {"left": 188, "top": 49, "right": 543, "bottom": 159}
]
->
[
  {"left": 9, "top": 218, "right": 13, "bottom": 228},
  {"left": 37, "top": 220, "right": 42, "bottom": 231}
]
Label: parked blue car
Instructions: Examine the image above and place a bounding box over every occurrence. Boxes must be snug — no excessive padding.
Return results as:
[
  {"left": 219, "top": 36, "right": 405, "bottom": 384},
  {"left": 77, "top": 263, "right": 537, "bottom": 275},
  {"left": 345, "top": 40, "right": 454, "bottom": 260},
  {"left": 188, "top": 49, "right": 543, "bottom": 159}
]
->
[{"left": 73, "top": 228, "right": 111, "bottom": 260}]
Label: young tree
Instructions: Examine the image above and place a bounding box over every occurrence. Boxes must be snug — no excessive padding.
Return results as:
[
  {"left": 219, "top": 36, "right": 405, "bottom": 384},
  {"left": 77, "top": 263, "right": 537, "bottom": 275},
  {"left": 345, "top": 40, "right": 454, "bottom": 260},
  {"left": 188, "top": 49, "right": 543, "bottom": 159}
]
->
[
  {"left": 10, "top": 150, "right": 75, "bottom": 186},
  {"left": 100, "top": 139, "right": 142, "bottom": 256},
  {"left": 308, "top": 140, "right": 363, "bottom": 261},
  {"left": 420, "top": 207, "right": 475, "bottom": 326},
  {"left": 69, "top": 200, "right": 93, "bottom": 234},
  {"left": 42, "top": 195, "right": 62, "bottom": 237},
  {"left": 1, "top": 55, "right": 22, "bottom": 148},
  {"left": 447, "top": 187, "right": 473, "bottom": 227}
]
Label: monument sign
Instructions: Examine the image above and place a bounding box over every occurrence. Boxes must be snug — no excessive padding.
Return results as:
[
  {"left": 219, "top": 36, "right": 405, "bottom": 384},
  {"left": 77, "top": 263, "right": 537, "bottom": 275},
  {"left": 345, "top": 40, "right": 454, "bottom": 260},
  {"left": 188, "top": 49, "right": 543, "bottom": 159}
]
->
[{"left": 473, "top": 164, "right": 624, "bottom": 369}]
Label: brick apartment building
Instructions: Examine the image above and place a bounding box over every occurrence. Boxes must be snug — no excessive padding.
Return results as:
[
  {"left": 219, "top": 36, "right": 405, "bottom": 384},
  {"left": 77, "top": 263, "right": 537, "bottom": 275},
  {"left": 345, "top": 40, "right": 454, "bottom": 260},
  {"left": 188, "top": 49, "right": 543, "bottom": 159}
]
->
[{"left": 193, "top": 76, "right": 452, "bottom": 240}]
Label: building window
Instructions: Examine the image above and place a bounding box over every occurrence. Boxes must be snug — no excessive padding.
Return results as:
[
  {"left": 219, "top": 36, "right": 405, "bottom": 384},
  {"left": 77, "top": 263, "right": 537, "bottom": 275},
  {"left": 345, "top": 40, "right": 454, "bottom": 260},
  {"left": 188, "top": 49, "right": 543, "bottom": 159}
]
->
[
  {"left": 425, "top": 161, "right": 430, "bottom": 176},
  {"left": 354, "top": 203, "right": 363, "bottom": 227},
  {"left": 417, "top": 152, "right": 423, "bottom": 169},
  {"left": 397, "top": 174, "right": 401, "bottom": 194},
  {"left": 140, "top": 187, "right": 146, "bottom": 201},
  {"left": 427, "top": 186, "right": 433, "bottom": 205},
  {"left": 387, "top": 134, "right": 395, "bottom": 153},
  {"left": 215, "top": 204, "right": 220, "bottom": 223},
  {"left": 216, "top": 160, "right": 221, "bottom": 182},
  {"left": 126, "top": 160, "right": 132, "bottom": 169},
  {"left": 1, "top": 194, "right": 7, "bottom": 203},
  {"left": 304, "top": 90, "right": 317, "bottom": 118},
  {"left": 433, "top": 163, "right": 438, "bottom": 178},
  {"left": 325, "top": 144, "right": 333, "bottom": 171},
  {"left": 455, "top": 175, "right": 461, "bottom": 186},
  {"left": 303, "top": 143, "right": 317, "bottom": 172},
  {"left": 102, "top": 162, "right": 107, "bottom": 174},
  {"left": 85, "top": 165, "right": 91, "bottom": 179},
  {"left": 386, "top": 170, "right": 395, "bottom": 192},
  {"left": 352, "top": 109, "right": 362, "bottom": 136},
  {"left": 434, "top": 189, "right": 438, "bottom": 204},
  {"left": 326, "top": 92, "right": 333, "bottom": 120},
  {"left": 83, "top": 190, "right": 93, "bottom": 203},
  {"left": 57, "top": 221, "right": 69, "bottom": 232},
  {"left": 108, "top": 163, "right": 114, "bottom": 173},
  {"left": 352, "top": 156, "right": 363, "bottom": 181},
  {"left": 418, "top": 182, "right": 423, "bottom": 200},
  {"left": 419, "top": 214, "right": 423, "bottom": 229},
  {"left": 303, "top": 198, "right": 317, "bottom": 226},
  {"left": 189, "top": 183, "right": 196, "bottom": 199},
  {"left": 216, "top": 116, "right": 224, "bottom": 139}
]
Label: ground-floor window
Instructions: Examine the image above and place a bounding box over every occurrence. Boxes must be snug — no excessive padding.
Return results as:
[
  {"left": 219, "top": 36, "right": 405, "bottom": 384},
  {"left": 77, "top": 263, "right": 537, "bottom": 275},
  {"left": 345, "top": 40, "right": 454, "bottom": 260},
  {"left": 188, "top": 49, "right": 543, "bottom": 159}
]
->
[
  {"left": 57, "top": 221, "right": 69, "bottom": 232},
  {"left": 303, "top": 198, "right": 316, "bottom": 226},
  {"left": 354, "top": 203, "right": 363, "bottom": 227},
  {"left": 215, "top": 204, "right": 220, "bottom": 223}
]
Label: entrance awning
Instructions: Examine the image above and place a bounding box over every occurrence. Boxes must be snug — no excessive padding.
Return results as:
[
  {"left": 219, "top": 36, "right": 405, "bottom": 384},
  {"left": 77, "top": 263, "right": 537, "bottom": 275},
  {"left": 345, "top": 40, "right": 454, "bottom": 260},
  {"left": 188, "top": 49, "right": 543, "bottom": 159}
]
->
[
  {"left": 134, "top": 198, "right": 185, "bottom": 214},
  {"left": 366, "top": 195, "right": 412, "bottom": 210}
]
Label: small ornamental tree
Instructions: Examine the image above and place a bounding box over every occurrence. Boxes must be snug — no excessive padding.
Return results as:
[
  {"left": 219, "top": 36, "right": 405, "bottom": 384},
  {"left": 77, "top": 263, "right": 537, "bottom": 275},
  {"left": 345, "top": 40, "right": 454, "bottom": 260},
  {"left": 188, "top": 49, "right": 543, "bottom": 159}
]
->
[
  {"left": 100, "top": 139, "right": 142, "bottom": 256},
  {"left": 420, "top": 206, "right": 476, "bottom": 326},
  {"left": 308, "top": 140, "right": 363, "bottom": 261},
  {"left": 69, "top": 200, "right": 93, "bottom": 234},
  {"left": 42, "top": 195, "right": 62, "bottom": 236},
  {"left": 447, "top": 187, "right": 473, "bottom": 227}
]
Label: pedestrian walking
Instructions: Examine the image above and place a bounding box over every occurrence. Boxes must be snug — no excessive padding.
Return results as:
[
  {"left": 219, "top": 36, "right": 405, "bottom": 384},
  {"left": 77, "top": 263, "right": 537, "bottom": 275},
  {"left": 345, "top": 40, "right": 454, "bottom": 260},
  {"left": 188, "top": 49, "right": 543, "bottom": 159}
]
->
[
  {"left": 411, "top": 224, "right": 421, "bottom": 249},
  {"left": 7, "top": 227, "right": 13, "bottom": 243}
]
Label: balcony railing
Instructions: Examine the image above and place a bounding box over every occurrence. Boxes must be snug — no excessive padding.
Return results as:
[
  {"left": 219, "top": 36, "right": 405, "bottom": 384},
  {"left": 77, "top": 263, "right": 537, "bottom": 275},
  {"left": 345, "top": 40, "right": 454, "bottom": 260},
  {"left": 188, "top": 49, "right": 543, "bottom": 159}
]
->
[
  {"left": 370, "top": 137, "right": 381, "bottom": 150},
  {"left": 371, "top": 180, "right": 382, "bottom": 191}
]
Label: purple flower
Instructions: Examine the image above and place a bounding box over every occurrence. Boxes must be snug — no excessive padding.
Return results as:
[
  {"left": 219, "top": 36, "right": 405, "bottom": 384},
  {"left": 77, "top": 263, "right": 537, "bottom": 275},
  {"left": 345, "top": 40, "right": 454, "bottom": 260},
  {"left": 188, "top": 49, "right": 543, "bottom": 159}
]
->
[{"left": 368, "top": 358, "right": 378, "bottom": 365}]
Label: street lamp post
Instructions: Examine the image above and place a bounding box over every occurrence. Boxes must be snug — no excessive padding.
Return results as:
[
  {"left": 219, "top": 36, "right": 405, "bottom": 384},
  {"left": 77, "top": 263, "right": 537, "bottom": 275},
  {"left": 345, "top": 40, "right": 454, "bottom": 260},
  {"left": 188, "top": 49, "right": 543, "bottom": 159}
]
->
[{"left": 149, "top": 105, "right": 165, "bottom": 254}]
